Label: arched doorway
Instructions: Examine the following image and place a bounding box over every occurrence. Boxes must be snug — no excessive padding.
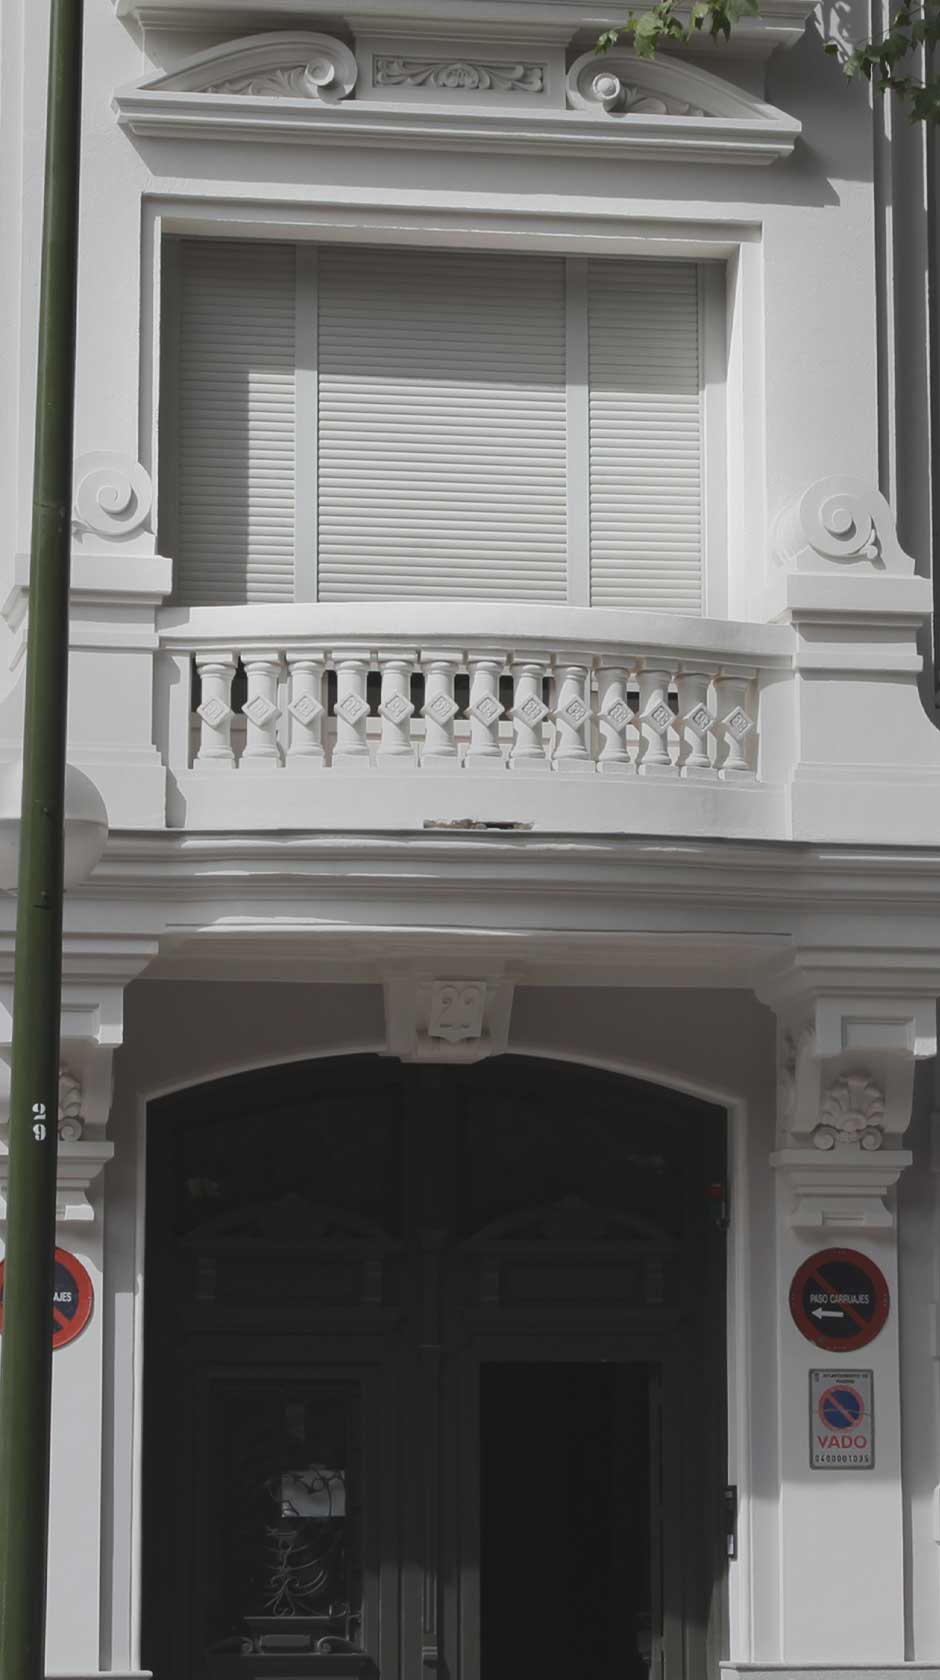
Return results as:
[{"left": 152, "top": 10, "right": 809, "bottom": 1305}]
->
[{"left": 141, "top": 1054, "right": 727, "bottom": 1680}]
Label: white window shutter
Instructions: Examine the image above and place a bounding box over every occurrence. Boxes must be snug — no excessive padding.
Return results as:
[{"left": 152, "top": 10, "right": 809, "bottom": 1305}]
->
[
  {"left": 168, "top": 242, "right": 708, "bottom": 613},
  {"left": 316, "top": 246, "right": 569, "bottom": 602},
  {"left": 173, "top": 239, "right": 297, "bottom": 606},
  {"left": 588, "top": 260, "right": 704, "bottom": 613}
]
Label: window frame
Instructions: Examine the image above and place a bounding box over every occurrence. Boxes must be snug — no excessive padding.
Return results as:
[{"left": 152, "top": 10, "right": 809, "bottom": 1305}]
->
[{"left": 147, "top": 201, "right": 759, "bottom": 622}]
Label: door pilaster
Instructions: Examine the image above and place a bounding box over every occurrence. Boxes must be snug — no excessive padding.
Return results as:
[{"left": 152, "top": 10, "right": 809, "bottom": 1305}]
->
[{"left": 757, "top": 964, "right": 937, "bottom": 1663}]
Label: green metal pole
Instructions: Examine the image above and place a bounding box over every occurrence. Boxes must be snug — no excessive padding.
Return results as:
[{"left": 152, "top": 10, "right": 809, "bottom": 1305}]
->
[{"left": 0, "top": 4, "right": 83, "bottom": 1677}]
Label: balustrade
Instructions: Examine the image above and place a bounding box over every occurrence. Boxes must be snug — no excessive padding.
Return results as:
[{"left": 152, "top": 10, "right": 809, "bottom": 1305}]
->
[{"left": 173, "top": 639, "right": 761, "bottom": 782}]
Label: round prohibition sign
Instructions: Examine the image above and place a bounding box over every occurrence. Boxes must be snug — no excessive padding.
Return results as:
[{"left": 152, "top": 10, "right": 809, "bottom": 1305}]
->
[
  {"left": 789, "top": 1247, "right": 889, "bottom": 1352},
  {"left": 818, "top": 1384, "right": 866, "bottom": 1431},
  {"left": 0, "top": 1247, "right": 94, "bottom": 1350}
]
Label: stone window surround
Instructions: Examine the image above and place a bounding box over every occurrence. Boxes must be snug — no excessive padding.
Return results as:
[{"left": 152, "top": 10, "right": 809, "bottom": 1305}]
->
[{"left": 142, "top": 195, "right": 762, "bottom": 621}]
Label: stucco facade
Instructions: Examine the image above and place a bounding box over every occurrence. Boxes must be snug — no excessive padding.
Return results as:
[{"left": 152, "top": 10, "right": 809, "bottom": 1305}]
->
[{"left": 2, "top": 0, "right": 940, "bottom": 1675}]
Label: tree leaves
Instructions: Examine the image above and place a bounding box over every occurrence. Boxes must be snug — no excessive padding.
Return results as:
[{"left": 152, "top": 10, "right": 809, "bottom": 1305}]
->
[{"left": 596, "top": 0, "right": 940, "bottom": 120}]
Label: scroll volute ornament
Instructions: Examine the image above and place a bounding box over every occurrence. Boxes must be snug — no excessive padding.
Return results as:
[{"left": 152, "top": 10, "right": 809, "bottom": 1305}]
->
[
  {"left": 773, "top": 476, "right": 916, "bottom": 573},
  {"left": 565, "top": 47, "right": 770, "bottom": 118},
  {"left": 71, "top": 453, "right": 153, "bottom": 541},
  {"left": 135, "top": 32, "right": 358, "bottom": 104}
]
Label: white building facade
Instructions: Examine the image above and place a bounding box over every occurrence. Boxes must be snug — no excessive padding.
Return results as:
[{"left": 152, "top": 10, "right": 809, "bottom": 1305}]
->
[{"left": 2, "top": 0, "right": 940, "bottom": 1676}]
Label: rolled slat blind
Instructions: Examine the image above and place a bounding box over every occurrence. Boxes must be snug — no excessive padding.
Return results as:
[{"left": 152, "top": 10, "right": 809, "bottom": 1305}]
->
[
  {"left": 316, "top": 246, "right": 568, "bottom": 602},
  {"left": 174, "top": 239, "right": 297, "bottom": 605},
  {"left": 588, "top": 259, "right": 703, "bottom": 613},
  {"left": 169, "top": 241, "right": 707, "bottom": 611}
]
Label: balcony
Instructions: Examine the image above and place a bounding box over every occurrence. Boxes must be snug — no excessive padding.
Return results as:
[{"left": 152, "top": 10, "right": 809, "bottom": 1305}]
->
[{"left": 155, "top": 602, "right": 792, "bottom": 837}]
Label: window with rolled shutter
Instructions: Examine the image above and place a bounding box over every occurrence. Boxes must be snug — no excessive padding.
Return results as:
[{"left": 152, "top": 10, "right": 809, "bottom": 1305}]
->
[
  {"left": 164, "top": 238, "right": 710, "bottom": 612},
  {"left": 169, "top": 239, "right": 297, "bottom": 606}
]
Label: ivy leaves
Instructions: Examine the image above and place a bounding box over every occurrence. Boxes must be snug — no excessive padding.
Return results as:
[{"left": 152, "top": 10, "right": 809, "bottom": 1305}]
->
[
  {"left": 597, "top": 0, "right": 758, "bottom": 61},
  {"left": 832, "top": 3, "right": 940, "bottom": 123},
  {"left": 597, "top": 0, "right": 940, "bottom": 121}
]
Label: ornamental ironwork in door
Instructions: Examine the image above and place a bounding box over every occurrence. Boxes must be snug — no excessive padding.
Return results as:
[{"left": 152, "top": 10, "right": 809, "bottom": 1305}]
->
[{"left": 142, "top": 1056, "right": 726, "bottom": 1680}]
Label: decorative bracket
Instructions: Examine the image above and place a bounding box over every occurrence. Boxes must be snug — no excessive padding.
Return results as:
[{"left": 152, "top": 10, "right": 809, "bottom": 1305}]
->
[
  {"left": 762, "top": 972, "right": 935, "bottom": 1229},
  {"left": 383, "top": 975, "right": 514, "bottom": 1063},
  {"left": 0, "top": 950, "right": 155, "bottom": 1225}
]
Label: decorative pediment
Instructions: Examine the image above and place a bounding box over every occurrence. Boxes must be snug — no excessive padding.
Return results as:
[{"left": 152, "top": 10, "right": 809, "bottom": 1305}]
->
[
  {"left": 114, "top": 29, "right": 799, "bottom": 164},
  {"left": 122, "top": 31, "right": 359, "bottom": 103},
  {"left": 566, "top": 47, "right": 784, "bottom": 122}
]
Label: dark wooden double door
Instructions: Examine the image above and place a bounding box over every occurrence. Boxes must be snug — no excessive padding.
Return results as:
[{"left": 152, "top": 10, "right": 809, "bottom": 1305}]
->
[{"left": 142, "top": 1057, "right": 727, "bottom": 1680}]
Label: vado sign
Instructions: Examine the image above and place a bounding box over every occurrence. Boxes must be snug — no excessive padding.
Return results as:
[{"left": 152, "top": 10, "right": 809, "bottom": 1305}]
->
[
  {"left": 789, "top": 1247, "right": 889, "bottom": 1352},
  {"left": 810, "top": 1369, "right": 874, "bottom": 1468},
  {"left": 0, "top": 1247, "right": 93, "bottom": 1350}
]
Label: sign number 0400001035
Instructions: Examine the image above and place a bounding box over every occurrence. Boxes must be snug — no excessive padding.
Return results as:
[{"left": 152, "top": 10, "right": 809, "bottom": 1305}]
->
[{"left": 810, "top": 1369, "right": 874, "bottom": 1469}]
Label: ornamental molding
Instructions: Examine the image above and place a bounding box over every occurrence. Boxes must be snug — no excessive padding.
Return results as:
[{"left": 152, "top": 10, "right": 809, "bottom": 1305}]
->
[
  {"left": 373, "top": 55, "right": 545, "bottom": 93},
  {"left": 764, "top": 982, "right": 935, "bottom": 1230},
  {"left": 773, "top": 476, "right": 916, "bottom": 575},
  {"left": 586, "top": 73, "right": 702, "bottom": 116},
  {"left": 565, "top": 48, "right": 786, "bottom": 123},
  {"left": 814, "top": 1072, "right": 885, "bottom": 1152},
  {"left": 767, "top": 1145, "right": 911, "bottom": 1230},
  {"left": 58, "top": 1068, "right": 85, "bottom": 1142},
  {"left": 72, "top": 453, "right": 154, "bottom": 544},
  {"left": 116, "top": 31, "right": 358, "bottom": 103},
  {"left": 383, "top": 974, "right": 514, "bottom": 1063},
  {"left": 207, "top": 63, "right": 347, "bottom": 98},
  {"left": 114, "top": 35, "right": 799, "bottom": 164},
  {"left": 111, "top": 0, "right": 815, "bottom": 63}
]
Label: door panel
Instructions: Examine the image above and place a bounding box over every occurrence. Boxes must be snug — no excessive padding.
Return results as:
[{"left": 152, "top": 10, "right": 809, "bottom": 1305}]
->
[
  {"left": 197, "top": 1371, "right": 371, "bottom": 1669},
  {"left": 478, "top": 1361, "right": 657, "bottom": 1680},
  {"left": 142, "top": 1056, "right": 726, "bottom": 1680}
]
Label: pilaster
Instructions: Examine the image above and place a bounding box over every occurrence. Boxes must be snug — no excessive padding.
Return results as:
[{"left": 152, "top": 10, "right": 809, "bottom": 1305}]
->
[
  {"left": 757, "top": 957, "right": 937, "bottom": 1663},
  {"left": 767, "top": 477, "right": 940, "bottom": 844},
  {"left": 0, "top": 934, "right": 157, "bottom": 1675}
]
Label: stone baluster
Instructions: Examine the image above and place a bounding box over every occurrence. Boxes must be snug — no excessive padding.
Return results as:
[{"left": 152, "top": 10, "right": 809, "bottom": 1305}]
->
[
  {"left": 552, "top": 661, "right": 594, "bottom": 774},
  {"left": 377, "top": 649, "right": 417, "bottom": 769},
  {"left": 508, "top": 655, "right": 551, "bottom": 773},
  {"left": 636, "top": 666, "right": 676, "bottom": 777},
  {"left": 332, "top": 646, "right": 372, "bottom": 769},
  {"left": 676, "top": 669, "right": 716, "bottom": 779},
  {"left": 715, "top": 670, "right": 757, "bottom": 780},
  {"left": 194, "top": 651, "right": 236, "bottom": 770},
  {"left": 240, "top": 647, "right": 283, "bottom": 771},
  {"left": 465, "top": 653, "right": 507, "bottom": 771},
  {"left": 421, "top": 649, "right": 461, "bottom": 771},
  {"left": 596, "top": 666, "right": 634, "bottom": 774},
  {"left": 285, "top": 646, "right": 326, "bottom": 771}
]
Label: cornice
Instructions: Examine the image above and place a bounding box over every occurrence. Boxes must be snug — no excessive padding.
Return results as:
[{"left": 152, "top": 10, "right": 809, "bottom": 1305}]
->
[
  {"left": 75, "top": 831, "right": 940, "bottom": 913},
  {"left": 114, "top": 27, "right": 800, "bottom": 162},
  {"left": 116, "top": 0, "right": 814, "bottom": 58},
  {"left": 0, "top": 835, "right": 936, "bottom": 992},
  {"left": 114, "top": 89, "right": 798, "bottom": 162}
]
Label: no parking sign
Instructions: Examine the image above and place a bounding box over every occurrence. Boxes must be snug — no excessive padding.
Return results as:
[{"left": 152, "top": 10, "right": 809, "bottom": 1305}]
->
[
  {"left": 0, "top": 1247, "right": 93, "bottom": 1350},
  {"left": 810, "top": 1369, "right": 874, "bottom": 1469}
]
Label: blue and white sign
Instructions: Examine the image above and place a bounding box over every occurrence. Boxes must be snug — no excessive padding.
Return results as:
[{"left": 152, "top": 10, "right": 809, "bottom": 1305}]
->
[{"left": 810, "top": 1369, "right": 874, "bottom": 1469}]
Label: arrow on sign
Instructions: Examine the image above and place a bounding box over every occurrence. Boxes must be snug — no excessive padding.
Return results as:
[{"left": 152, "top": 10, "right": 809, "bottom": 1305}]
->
[{"left": 812, "top": 1307, "right": 844, "bottom": 1319}]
